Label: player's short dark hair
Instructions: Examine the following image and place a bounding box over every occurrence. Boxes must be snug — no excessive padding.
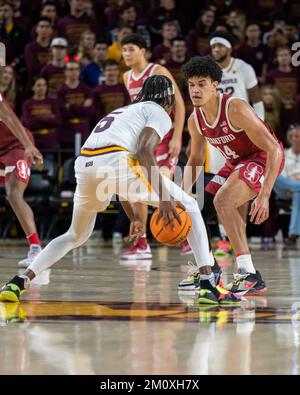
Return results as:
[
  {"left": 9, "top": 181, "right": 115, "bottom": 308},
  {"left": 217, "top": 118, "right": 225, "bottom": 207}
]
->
[
  {"left": 103, "top": 59, "right": 119, "bottom": 69},
  {"left": 133, "top": 75, "right": 175, "bottom": 108},
  {"left": 182, "top": 56, "right": 222, "bottom": 83},
  {"left": 208, "top": 30, "right": 235, "bottom": 48},
  {"left": 121, "top": 33, "right": 147, "bottom": 49}
]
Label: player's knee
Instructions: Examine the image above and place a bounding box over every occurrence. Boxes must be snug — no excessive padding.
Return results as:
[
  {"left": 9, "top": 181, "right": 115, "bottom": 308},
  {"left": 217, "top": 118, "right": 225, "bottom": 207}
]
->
[
  {"left": 5, "top": 187, "right": 23, "bottom": 205},
  {"left": 68, "top": 229, "right": 91, "bottom": 248},
  {"left": 213, "top": 191, "right": 229, "bottom": 216}
]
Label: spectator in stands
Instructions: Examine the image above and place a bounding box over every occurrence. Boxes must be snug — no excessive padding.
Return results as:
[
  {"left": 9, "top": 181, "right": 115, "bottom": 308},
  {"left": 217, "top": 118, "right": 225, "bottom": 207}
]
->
[
  {"left": 40, "top": 37, "right": 68, "bottom": 99},
  {"left": 56, "top": 0, "right": 98, "bottom": 49},
  {"left": 24, "top": 17, "right": 53, "bottom": 83},
  {"left": 0, "top": 65, "right": 17, "bottom": 109},
  {"left": 187, "top": 7, "right": 215, "bottom": 56},
  {"left": 31, "top": 1, "right": 58, "bottom": 39},
  {"left": 80, "top": 41, "right": 108, "bottom": 87},
  {"left": 110, "top": 1, "right": 151, "bottom": 48},
  {"left": 236, "top": 22, "right": 269, "bottom": 85},
  {"left": 92, "top": 59, "right": 129, "bottom": 119},
  {"left": 264, "top": 26, "right": 289, "bottom": 70},
  {"left": 226, "top": 9, "right": 246, "bottom": 44},
  {"left": 261, "top": 85, "right": 282, "bottom": 140},
  {"left": 152, "top": 20, "right": 178, "bottom": 62},
  {"left": 161, "top": 36, "right": 187, "bottom": 91},
  {"left": 274, "top": 125, "right": 300, "bottom": 246},
  {"left": 77, "top": 30, "right": 96, "bottom": 67},
  {"left": 266, "top": 45, "right": 300, "bottom": 133},
  {"left": 22, "top": 77, "right": 60, "bottom": 154},
  {"left": 11, "top": 0, "right": 31, "bottom": 32},
  {"left": 147, "top": 0, "right": 184, "bottom": 45},
  {"left": 106, "top": 23, "right": 133, "bottom": 80},
  {"left": 0, "top": 2, "right": 26, "bottom": 67},
  {"left": 282, "top": 18, "right": 299, "bottom": 45},
  {"left": 57, "top": 61, "right": 93, "bottom": 152}
]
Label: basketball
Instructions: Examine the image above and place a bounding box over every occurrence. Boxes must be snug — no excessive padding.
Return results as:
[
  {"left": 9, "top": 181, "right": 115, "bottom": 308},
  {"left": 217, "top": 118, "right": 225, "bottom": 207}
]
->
[{"left": 150, "top": 207, "right": 192, "bottom": 246}]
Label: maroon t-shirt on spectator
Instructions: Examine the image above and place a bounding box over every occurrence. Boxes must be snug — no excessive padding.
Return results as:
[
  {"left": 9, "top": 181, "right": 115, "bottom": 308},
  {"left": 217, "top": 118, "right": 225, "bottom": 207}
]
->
[
  {"left": 40, "top": 64, "right": 66, "bottom": 99},
  {"left": 236, "top": 43, "right": 269, "bottom": 77},
  {"left": 266, "top": 68, "right": 300, "bottom": 128},
  {"left": 24, "top": 41, "right": 52, "bottom": 80},
  {"left": 92, "top": 83, "right": 129, "bottom": 119},
  {"left": 163, "top": 59, "right": 186, "bottom": 91},
  {"left": 56, "top": 14, "right": 98, "bottom": 47},
  {"left": 21, "top": 98, "right": 61, "bottom": 150},
  {"left": 57, "top": 82, "right": 93, "bottom": 148},
  {"left": 152, "top": 44, "right": 171, "bottom": 62}
]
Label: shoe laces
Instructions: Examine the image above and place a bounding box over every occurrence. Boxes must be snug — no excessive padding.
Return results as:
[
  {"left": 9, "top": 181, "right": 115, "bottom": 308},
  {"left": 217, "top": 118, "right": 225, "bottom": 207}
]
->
[
  {"left": 233, "top": 272, "right": 248, "bottom": 283},
  {"left": 186, "top": 261, "right": 198, "bottom": 276}
]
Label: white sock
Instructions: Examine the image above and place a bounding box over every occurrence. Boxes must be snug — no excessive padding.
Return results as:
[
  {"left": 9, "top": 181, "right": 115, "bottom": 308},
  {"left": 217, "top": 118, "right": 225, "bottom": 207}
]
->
[
  {"left": 209, "top": 251, "right": 215, "bottom": 266},
  {"left": 218, "top": 224, "right": 227, "bottom": 240},
  {"left": 236, "top": 254, "right": 256, "bottom": 274}
]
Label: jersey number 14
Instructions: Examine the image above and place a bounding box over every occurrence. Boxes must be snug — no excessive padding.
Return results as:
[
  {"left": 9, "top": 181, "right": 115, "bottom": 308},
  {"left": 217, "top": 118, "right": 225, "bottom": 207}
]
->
[{"left": 217, "top": 144, "right": 239, "bottom": 160}]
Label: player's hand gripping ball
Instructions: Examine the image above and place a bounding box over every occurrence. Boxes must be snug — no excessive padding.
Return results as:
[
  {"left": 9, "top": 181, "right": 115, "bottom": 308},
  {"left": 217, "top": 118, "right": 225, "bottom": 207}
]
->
[{"left": 150, "top": 207, "right": 192, "bottom": 246}]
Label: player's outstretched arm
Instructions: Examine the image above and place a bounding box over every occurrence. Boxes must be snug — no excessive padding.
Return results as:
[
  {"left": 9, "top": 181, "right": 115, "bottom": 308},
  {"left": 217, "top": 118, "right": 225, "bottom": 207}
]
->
[
  {"left": 154, "top": 65, "right": 185, "bottom": 158},
  {"left": 182, "top": 114, "right": 206, "bottom": 194},
  {"left": 136, "top": 127, "right": 184, "bottom": 229},
  {"left": 0, "top": 95, "right": 43, "bottom": 167},
  {"left": 229, "top": 98, "right": 284, "bottom": 224}
]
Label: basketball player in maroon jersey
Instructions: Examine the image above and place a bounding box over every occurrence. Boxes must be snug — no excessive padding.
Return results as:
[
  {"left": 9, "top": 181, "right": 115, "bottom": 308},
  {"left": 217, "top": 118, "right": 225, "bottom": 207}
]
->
[
  {"left": 0, "top": 92, "right": 43, "bottom": 268},
  {"left": 120, "top": 33, "right": 185, "bottom": 260},
  {"left": 180, "top": 56, "right": 284, "bottom": 302}
]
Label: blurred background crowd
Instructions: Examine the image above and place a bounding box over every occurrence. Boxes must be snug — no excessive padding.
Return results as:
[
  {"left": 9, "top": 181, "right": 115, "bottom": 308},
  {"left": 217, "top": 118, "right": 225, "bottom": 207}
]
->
[{"left": 0, "top": 0, "right": 300, "bottom": 245}]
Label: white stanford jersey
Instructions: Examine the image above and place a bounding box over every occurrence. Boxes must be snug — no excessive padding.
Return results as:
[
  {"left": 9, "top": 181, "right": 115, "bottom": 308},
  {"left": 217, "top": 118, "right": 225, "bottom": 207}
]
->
[
  {"left": 217, "top": 57, "right": 258, "bottom": 101},
  {"left": 206, "top": 58, "right": 258, "bottom": 173},
  {"left": 83, "top": 101, "right": 172, "bottom": 153}
]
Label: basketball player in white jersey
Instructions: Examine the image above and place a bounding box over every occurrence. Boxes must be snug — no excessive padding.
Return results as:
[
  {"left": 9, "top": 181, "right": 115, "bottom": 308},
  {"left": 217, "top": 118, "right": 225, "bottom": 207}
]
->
[
  {"left": 0, "top": 75, "right": 239, "bottom": 304},
  {"left": 119, "top": 34, "right": 185, "bottom": 260},
  {"left": 183, "top": 31, "right": 266, "bottom": 256}
]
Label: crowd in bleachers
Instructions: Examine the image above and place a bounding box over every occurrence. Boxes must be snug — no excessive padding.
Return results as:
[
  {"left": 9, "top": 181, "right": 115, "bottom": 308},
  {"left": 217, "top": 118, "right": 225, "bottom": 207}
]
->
[{"left": 1, "top": 0, "right": 300, "bottom": 243}]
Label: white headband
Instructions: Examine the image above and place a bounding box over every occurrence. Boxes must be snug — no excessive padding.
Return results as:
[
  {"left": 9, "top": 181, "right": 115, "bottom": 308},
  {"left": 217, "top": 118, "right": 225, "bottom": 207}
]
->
[{"left": 210, "top": 37, "right": 232, "bottom": 49}]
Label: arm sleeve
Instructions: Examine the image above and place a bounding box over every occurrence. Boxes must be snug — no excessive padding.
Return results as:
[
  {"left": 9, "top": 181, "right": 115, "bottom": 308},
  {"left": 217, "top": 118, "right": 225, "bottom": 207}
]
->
[
  {"left": 142, "top": 103, "right": 172, "bottom": 140},
  {"left": 243, "top": 62, "right": 258, "bottom": 90}
]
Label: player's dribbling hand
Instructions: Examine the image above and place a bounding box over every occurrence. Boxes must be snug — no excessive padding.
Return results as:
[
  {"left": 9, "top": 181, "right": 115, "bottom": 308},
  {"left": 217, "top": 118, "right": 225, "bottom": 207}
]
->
[
  {"left": 156, "top": 200, "right": 185, "bottom": 231},
  {"left": 249, "top": 193, "right": 269, "bottom": 225},
  {"left": 168, "top": 136, "right": 181, "bottom": 158},
  {"left": 124, "top": 220, "right": 144, "bottom": 243},
  {"left": 24, "top": 144, "right": 44, "bottom": 171}
]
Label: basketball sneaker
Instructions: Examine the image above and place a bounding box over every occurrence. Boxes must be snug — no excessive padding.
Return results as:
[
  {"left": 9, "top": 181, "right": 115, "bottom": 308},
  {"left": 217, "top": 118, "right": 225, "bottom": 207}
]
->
[
  {"left": 18, "top": 244, "right": 42, "bottom": 268},
  {"left": 180, "top": 240, "right": 193, "bottom": 256},
  {"left": 198, "top": 280, "right": 241, "bottom": 305},
  {"left": 0, "top": 276, "right": 28, "bottom": 302},
  {"left": 120, "top": 237, "right": 152, "bottom": 260},
  {"left": 178, "top": 260, "right": 223, "bottom": 291},
  {"left": 224, "top": 270, "right": 266, "bottom": 295},
  {"left": 214, "top": 240, "right": 233, "bottom": 257}
]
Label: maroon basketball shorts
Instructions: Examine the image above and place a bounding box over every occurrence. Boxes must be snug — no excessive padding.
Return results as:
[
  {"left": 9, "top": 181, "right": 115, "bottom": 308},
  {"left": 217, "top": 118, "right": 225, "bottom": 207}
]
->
[
  {"left": 205, "top": 146, "right": 285, "bottom": 195},
  {"left": 0, "top": 143, "right": 32, "bottom": 185}
]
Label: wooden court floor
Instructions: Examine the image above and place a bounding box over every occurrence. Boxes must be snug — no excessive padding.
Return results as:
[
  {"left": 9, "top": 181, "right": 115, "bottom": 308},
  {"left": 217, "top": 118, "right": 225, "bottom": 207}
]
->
[{"left": 0, "top": 239, "right": 300, "bottom": 375}]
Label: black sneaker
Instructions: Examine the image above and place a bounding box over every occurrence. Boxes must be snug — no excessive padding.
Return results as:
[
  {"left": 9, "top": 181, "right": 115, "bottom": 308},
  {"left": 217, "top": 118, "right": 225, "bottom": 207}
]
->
[
  {"left": 225, "top": 270, "right": 267, "bottom": 296},
  {"left": 246, "top": 271, "right": 267, "bottom": 296},
  {"left": 198, "top": 279, "right": 241, "bottom": 305},
  {"left": 178, "top": 260, "right": 223, "bottom": 291},
  {"left": 0, "top": 276, "right": 27, "bottom": 302}
]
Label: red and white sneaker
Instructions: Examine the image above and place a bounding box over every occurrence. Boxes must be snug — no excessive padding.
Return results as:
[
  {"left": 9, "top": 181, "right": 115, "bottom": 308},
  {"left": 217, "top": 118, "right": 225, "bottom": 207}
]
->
[
  {"left": 180, "top": 240, "right": 193, "bottom": 256},
  {"left": 120, "top": 237, "right": 152, "bottom": 260}
]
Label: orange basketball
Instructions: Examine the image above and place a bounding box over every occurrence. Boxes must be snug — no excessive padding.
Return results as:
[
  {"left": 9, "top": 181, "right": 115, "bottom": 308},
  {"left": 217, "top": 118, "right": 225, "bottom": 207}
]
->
[{"left": 150, "top": 207, "right": 192, "bottom": 246}]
